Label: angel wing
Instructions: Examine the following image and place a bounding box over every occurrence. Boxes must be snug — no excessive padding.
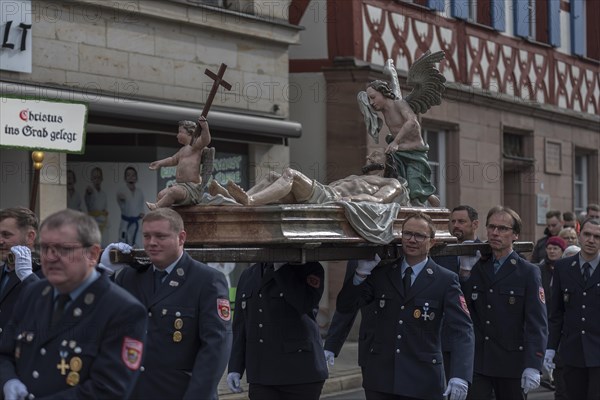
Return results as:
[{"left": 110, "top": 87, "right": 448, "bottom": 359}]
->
[
  {"left": 357, "top": 91, "right": 383, "bottom": 143},
  {"left": 404, "top": 50, "right": 446, "bottom": 115}
]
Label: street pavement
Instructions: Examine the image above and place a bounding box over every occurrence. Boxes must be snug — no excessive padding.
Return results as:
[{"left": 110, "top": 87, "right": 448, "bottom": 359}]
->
[{"left": 218, "top": 341, "right": 554, "bottom": 399}]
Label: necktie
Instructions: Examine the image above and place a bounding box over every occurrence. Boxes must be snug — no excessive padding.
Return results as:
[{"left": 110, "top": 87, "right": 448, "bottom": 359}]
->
[
  {"left": 51, "top": 294, "right": 71, "bottom": 328},
  {"left": 0, "top": 267, "right": 9, "bottom": 296},
  {"left": 493, "top": 260, "right": 501, "bottom": 274},
  {"left": 582, "top": 262, "right": 592, "bottom": 282},
  {"left": 403, "top": 266, "right": 413, "bottom": 294},
  {"left": 154, "top": 270, "right": 168, "bottom": 292}
]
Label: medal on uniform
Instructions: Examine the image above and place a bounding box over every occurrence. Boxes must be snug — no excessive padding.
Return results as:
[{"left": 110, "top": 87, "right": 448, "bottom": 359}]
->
[
  {"left": 379, "top": 299, "right": 386, "bottom": 308},
  {"left": 174, "top": 318, "right": 183, "bottom": 330},
  {"left": 173, "top": 331, "right": 182, "bottom": 342},
  {"left": 413, "top": 309, "right": 421, "bottom": 319},
  {"left": 471, "top": 293, "right": 478, "bottom": 301},
  {"left": 563, "top": 290, "right": 570, "bottom": 303},
  {"left": 421, "top": 303, "right": 431, "bottom": 321},
  {"left": 509, "top": 297, "right": 516, "bottom": 305},
  {"left": 241, "top": 300, "right": 246, "bottom": 310},
  {"left": 57, "top": 358, "right": 70, "bottom": 376},
  {"left": 70, "top": 356, "right": 82, "bottom": 372},
  {"left": 66, "top": 371, "right": 80, "bottom": 386}
]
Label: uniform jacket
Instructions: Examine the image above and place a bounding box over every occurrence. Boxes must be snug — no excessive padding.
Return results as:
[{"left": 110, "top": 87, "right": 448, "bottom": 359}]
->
[
  {"left": 460, "top": 251, "right": 547, "bottom": 378},
  {"left": 548, "top": 254, "right": 600, "bottom": 368},
  {"left": 337, "top": 258, "right": 474, "bottom": 400},
  {"left": 228, "top": 262, "right": 328, "bottom": 385},
  {"left": 324, "top": 260, "right": 358, "bottom": 356},
  {"left": 115, "top": 251, "right": 232, "bottom": 400},
  {"left": 0, "top": 262, "right": 43, "bottom": 334},
  {"left": 0, "top": 270, "right": 147, "bottom": 399}
]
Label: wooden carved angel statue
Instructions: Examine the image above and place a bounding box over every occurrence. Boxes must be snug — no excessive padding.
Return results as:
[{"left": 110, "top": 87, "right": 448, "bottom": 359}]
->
[{"left": 357, "top": 50, "right": 446, "bottom": 207}]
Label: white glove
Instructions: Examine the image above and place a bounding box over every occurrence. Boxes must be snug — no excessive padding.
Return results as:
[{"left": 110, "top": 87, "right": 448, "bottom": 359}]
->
[
  {"left": 356, "top": 254, "right": 381, "bottom": 277},
  {"left": 543, "top": 349, "right": 556, "bottom": 373},
  {"left": 3, "top": 379, "right": 28, "bottom": 400},
  {"left": 521, "top": 367, "right": 541, "bottom": 394},
  {"left": 324, "top": 350, "right": 335, "bottom": 366},
  {"left": 100, "top": 242, "right": 132, "bottom": 272},
  {"left": 459, "top": 241, "right": 481, "bottom": 271},
  {"left": 443, "top": 377, "right": 468, "bottom": 400},
  {"left": 226, "top": 372, "right": 242, "bottom": 393},
  {"left": 11, "top": 246, "right": 33, "bottom": 281}
]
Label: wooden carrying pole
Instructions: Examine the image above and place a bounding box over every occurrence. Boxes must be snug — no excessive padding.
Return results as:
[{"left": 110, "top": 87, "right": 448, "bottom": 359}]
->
[{"left": 29, "top": 151, "right": 44, "bottom": 212}]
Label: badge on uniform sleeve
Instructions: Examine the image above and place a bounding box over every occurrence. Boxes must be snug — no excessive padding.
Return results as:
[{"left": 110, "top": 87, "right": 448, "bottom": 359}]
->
[
  {"left": 217, "top": 298, "right": 231, "bottom": 321},
  {"left": 459, "top": 295, "right": 470, "bottom": 315},
  {"left": 307, "top": 274, "right": 321, "bottom": 288},
  {"left": 538, "top": 286, "right": 545, "bottom": 304},
  {"left": 121, "top": 337, "right": 143, "bottom": 371}
]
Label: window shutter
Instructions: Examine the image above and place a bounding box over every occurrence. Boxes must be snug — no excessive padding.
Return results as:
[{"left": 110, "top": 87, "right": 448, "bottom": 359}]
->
[
  {"left": 548, "top": 0, "right": 560, "bottom": 47},
  {"left": 427, "top": 0, "right": 445, "bottom": 12},
  {"left": 451, "top": 0, "right": 469, "bottom": 20},
  {"left": 491, "top": 0, "right": 506, "bottom": 31},
  {"left": 571, "top": 0, "right": 584, "bottom": 56},
  {"left": 513, "top": 0, "right": 530, "bottom": 38}
]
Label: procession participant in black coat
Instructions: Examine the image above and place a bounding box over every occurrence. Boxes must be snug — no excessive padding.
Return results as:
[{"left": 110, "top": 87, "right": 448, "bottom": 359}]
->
[
  {"left": 0, "top": 209, "right": 147, "bottom": 399},
  {"left": 108, "top": 208, "right": 232, "bottom": 400},
  {"left": 338, "top": 211, "right": 474, "bottom": 400},
  {"left": 227, "top": 261, "right": 328, "bottom": 400},
  {"left": 460, "top": 206, "right": 547, "bottom": 400},
  {"left": 545, "top": 218, "right": 600, "bottom": 400}
]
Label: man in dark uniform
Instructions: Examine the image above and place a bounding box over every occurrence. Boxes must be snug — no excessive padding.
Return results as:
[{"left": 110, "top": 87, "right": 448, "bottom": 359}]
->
[
  {"left": 337, "top": 211, "right": 474, "bottom": 400},
  {"left": 459, "top": 206, "right": 547, "bottom": 400},
  {"left": 0, "top": 207, "right": 43, "bottom": 334},
  {"left": 545, "top": 218, "right": 600, "bottom": 400},
  {"left": 109, "top": 208, "right": 232, "bottom": 400},
  {"left": 227, "top": 261, "right": 328, "bottom": 400},
  {"left": 433, "top": 205, "right": 481, "bottom": 382},
  {"left": 0, "top": 209, "right": 147, "bottom": 399}
]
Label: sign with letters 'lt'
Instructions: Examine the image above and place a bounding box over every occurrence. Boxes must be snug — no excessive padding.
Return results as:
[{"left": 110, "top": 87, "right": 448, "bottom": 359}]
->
[
  {"left": 0, "top": 0, "right": 32, "bottom": 73},
  {"left": 0, "top": 96, "right": 88, "bottom": 154}
]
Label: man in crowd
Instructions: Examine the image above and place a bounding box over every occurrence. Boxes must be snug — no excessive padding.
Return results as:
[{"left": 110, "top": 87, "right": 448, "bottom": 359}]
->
[
  {"left": 337, "top": 212, "right": 474, "bottom": 400},
  {"left": 0, "top": 207, "right": 42, "bottom": 334},
  {"left": 459, "top": 206, "right": 547, "bottom": 399},
  {"left": 227, "top": 260, "right": 328, "bottom": 399},
  {"left": 107, "top": 208, "right": 232, "bottom": 400},
  {"left": 0, "top": 209, "right": 147, "bottom": 398},
  {"left": 545, "top": 217, "right": 600, "bottom": 400},
  {"left": 531, "top": 210, "right": 563, "bottom": 263}
]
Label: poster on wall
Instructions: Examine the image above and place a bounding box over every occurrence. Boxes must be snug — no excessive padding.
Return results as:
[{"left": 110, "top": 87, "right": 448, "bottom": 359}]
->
[{"left": 67, "top": 162, "right": 157, "bottom": 247}]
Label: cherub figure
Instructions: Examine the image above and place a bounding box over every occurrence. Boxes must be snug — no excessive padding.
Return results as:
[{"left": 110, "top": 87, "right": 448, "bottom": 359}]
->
[
  {"left": 146, "top": 117, "right": 211, "bottom": 210},
  {"left": 357, "top": 51, "right": 446, "bottom": 207}
]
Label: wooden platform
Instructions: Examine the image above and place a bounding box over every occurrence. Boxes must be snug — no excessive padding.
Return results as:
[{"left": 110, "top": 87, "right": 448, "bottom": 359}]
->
[{"left": 110, "top": 205, "right": 533, "bottom": 263}]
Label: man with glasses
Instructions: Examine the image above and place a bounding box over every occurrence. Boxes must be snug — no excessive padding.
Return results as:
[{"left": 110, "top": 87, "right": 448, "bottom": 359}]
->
[
  {"left": 0, "top": 207, "right": 43, "bottom": 335},
  {"left": 545, "top": 218, "right": 600, "bottom": 400},
  {"left": 0, "top": 209, "right": 147, "bottom": 399},
  {"left": 337, "top": 212, "right": 474, "bottom": 400},
  {"left": 459, "top": 206, "right": 547, "bottom": 400}
]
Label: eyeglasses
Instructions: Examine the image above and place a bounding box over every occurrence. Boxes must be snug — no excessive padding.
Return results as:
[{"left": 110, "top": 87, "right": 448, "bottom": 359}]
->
[
  {"left": 486, "top": 224, "right": 513, "bottom": 233},
  {"left": 40, "top": 243, "right": 89, "bottom": 258},
  {"left": 401, "top": 231, "right": 431, "bottom": 242}
]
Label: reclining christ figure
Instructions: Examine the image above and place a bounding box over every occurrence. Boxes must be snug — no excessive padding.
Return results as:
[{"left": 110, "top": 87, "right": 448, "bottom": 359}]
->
[{"left": 209, "top": 150, "right": 410, "bottom": 207}]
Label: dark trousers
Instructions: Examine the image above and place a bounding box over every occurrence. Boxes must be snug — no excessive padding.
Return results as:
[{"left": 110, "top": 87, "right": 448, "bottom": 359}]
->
[
  {"left": 365, "top": 390, "right": 421, "bottom": 400},
  {"left": 248, "top": 381, "right": 324, "bottom": 400},
  {"left": 563, "top": 365, "right": 600, "bottom": 400},
  {"left": 467, "top": 373, "right": 525, "bottom": 400}
]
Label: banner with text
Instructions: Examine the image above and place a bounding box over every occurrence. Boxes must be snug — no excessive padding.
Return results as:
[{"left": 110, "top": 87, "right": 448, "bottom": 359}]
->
[{"left": 0, "top": 96, "right": 88, "bottom": 153}]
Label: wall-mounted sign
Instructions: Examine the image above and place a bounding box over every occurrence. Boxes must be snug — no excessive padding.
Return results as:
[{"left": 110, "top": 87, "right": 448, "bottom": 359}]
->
[
  {"left": 0, "top": 96, "right": 88, "bottom": 153},
  {"left": 0, "top": 0, "right": 32, "bottom": 73}
]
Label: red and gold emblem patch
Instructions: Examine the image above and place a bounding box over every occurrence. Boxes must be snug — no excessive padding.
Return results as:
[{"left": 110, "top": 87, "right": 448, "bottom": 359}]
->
[
  {"left": 122, "top": 337, "right": 143, "bottom": 370},
  {"left": 459, "top": 295, "right": 470, "bottom": 315},
  {"left": 217, "top": 298, "right": 231, "bottom": 321},
  {"left": 539, "top": 287, "right": 545, "bottom": 304},
  {"left": 306, "top": 274, "right": 321, "bottom": 288}
]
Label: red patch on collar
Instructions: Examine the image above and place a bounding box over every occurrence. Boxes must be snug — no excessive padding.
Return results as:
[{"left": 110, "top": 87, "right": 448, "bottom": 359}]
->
[{"left": 306, "top": 274, "right": 321, "bottom": 288}]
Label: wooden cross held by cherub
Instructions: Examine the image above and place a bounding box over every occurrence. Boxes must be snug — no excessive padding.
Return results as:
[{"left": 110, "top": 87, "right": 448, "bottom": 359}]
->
[{"left": 202, "top": 63, "right": 232, "bottom": 117}]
